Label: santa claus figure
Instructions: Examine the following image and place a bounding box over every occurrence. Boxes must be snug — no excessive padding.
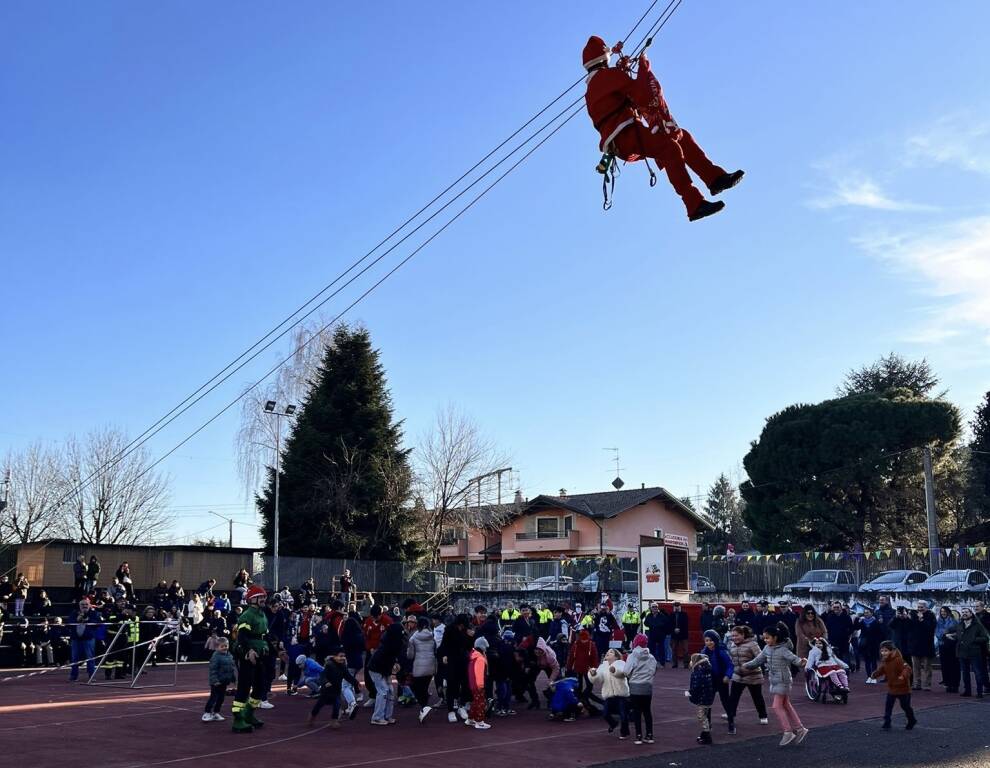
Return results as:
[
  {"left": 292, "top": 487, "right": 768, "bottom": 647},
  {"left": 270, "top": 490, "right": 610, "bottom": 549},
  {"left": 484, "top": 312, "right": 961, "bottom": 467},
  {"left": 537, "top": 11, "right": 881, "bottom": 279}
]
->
[{"left": 582, "top": 35, "right": 743, "bottom": 221}]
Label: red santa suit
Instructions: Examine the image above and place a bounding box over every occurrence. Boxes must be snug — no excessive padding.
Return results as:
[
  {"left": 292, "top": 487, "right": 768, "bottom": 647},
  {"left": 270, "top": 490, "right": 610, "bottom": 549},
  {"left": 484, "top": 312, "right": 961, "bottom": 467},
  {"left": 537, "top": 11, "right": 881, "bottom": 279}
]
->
[{"left": 582, "top": 36, "right": 731, "bottom": 218}]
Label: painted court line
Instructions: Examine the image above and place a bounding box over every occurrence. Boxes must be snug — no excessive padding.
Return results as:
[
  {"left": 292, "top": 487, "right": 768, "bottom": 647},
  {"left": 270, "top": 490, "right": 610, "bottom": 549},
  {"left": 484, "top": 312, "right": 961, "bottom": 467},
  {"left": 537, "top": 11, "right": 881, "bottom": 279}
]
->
[
  {"left": 0, "top": 705, "right": 174, "bottom": 732},
  {"left": 0, "top": 690, "right": 206, "bottom": 714}
]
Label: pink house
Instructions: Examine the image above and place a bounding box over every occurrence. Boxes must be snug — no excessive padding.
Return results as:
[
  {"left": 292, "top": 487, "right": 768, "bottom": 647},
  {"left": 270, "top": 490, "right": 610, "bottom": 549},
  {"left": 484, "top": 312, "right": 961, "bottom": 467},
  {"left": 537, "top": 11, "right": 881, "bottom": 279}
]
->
[
  {"left": 500, "top": 486, "right": 710, "bottom": 561},
  {"left": 438, "top": 486, "right": 711, "bottom": 566}
]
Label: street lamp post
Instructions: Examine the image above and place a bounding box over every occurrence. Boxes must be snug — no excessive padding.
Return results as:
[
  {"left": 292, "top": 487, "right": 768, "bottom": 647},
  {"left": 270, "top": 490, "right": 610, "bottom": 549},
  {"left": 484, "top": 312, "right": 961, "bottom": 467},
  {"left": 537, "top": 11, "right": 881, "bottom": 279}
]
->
[
  {"left": 264, "top": 400, "right": 296, "bottom": 592},
  {"left": 207, "top": 510, "right": 234, "bottom": 548}
]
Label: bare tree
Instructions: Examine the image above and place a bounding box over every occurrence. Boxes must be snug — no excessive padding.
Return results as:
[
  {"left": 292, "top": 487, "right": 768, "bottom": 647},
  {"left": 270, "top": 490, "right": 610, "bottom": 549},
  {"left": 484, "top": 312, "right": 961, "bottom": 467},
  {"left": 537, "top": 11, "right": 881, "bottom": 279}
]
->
[
  {"left": 60, "top": 427, "right": 172, "bottom": 544},
  {"left": 0, "top": 442, "right": 65, "bottom": 543},
  {"left": 234, "top": 320, "right": 337, "bottom": 497},
  {"left": 414, "top": 405, "right": 513, "bottom": 564}
]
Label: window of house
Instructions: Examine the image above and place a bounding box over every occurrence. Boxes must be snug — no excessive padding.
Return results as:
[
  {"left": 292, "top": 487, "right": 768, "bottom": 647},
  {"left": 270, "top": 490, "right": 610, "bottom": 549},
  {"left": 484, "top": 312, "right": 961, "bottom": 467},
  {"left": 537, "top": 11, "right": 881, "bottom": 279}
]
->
[
  {"left": 668, "top": 548, "right": 689, "bottom": 591},
  {"left": 536, "top": 517, "right": 560, "bottom": 538},
  {"left": 564, "top": 515, "right": 574, "bottom": 533}
]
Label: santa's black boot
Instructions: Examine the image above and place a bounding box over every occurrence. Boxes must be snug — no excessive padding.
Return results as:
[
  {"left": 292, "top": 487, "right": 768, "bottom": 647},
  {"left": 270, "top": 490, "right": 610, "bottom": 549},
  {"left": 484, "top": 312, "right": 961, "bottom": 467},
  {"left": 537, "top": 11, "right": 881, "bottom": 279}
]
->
[{"left": 709, "top": 170, "right": 745, "bottom": 196}]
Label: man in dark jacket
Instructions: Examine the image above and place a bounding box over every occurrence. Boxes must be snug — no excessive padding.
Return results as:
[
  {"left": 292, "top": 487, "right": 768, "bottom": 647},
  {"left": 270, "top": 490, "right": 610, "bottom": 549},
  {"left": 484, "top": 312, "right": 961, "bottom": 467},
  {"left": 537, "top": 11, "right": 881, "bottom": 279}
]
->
[
  {"left": 699, "top": 602, "right": 714, "bottom": 633},
  {"left": 735, "top": 600, "right": 757, "bottom": 629},
  {"left": 67, "top": 598, "right": 103, "bottom": 681},
  {"left": 824, "top": 602, "right": 854, "bottom": 663},
  {"left": 875, "top": 595, "right": 896, "bottom": 636},
  {"left": 777, "top": 600, "right": 798, "bottom": 640},
  {"left": 643, "top": 603, "right": 670, "bottom": 666},
  {"left": 752, "top": 601, "right": 775, "bottom": 640},
  {"left": 909, "top": 600, "right": 937, "bottom": 691}
]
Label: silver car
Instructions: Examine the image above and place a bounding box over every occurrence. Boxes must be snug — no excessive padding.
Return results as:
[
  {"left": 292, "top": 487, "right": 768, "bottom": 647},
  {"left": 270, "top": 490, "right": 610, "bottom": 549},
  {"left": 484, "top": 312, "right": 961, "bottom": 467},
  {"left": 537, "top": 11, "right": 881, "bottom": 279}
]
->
[
  {"left": 782, "top": 569, "right": 858, "bottom": 594},
  {"left": 902, "top": 569, "right": 990, "bottom": 594},
  {"left": 858, "top": 570, "right": 929, "bottom": 594}
]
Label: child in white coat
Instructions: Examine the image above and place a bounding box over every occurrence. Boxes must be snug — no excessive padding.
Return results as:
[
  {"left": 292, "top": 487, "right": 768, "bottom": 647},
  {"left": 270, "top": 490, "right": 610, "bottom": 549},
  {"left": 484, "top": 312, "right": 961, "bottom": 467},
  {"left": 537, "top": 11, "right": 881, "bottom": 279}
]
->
[{"left": 588, "top": 648, "right": 630, "bottom": 738}]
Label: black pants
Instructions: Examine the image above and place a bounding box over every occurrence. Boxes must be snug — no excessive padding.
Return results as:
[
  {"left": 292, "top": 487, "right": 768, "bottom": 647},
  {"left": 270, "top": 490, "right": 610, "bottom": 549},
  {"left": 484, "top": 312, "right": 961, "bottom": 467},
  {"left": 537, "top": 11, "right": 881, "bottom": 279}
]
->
[
  {"left": 727, "top": 681, "right": 767, "bottom": 723},
  {"left": 883, "top": 693, "right": 915, "bottom": 725},
  {"left": 445, "top": 662, "right": 468, "bottom": 712},
  {"left": 234, "top": 655, "right": 266, "bottom": 706},
  {"left": 576, "top": 674, "right": 603, "bottom": 713},
  {"left": 205, "top": 683, "right": 226, "bottom": 713},
  {"left": 939, "top": 642, "right": 960, "bottom": 692},
  {"left": 712, "top": 678, "right": 731, "bottom": 718},
  {"left": 629, "top": 692, "right": 653, "bottom": 738},
  {"left": 411, "top": 675, "right": 431, "bottom": 708},
  {"left": 603, "top": 696, "right": 629, "bottom": 736},
  {"left": 311, "top": 687, "right": 341, "bottom": 719}
]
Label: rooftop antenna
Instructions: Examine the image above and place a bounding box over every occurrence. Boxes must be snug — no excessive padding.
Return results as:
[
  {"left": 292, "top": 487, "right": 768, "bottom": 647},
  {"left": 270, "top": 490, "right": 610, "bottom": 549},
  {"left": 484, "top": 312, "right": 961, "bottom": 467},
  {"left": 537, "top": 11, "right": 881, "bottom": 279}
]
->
[{"left": 603, "top": 447, "right": 625, "bottom": 490}]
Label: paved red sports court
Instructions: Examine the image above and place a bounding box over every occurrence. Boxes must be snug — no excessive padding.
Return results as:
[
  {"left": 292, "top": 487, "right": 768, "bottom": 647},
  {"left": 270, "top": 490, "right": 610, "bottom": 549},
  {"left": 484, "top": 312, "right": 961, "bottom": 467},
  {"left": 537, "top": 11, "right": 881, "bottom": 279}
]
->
[{"left": 0, "top": 664, "right": 970, "bottom": 767}]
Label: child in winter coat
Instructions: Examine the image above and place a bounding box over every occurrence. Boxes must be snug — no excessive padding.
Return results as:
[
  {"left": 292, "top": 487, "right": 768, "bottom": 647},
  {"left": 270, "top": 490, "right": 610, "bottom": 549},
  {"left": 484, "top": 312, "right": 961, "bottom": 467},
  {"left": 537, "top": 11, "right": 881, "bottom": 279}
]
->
[
  {"left": 686, "top": 653, "right": 715, "bottom": 744},
  {"left": 307, "top": 650, "right": 360, "bottom": 728},
  {"left": 701, "top": 629, "right": 734, "bottom": 728},
  {"left": 726, "top": 625, "right": 769, "bottom": 732},
  {"left": 869, "top": 640, "right": 917, "bottom": 730},
  {"left": 588, "top": 648, "right": 630, "bottom": 738},
  {"left": 807, "top": 638, "right": 850, "bottom": 691},
  {"left": 468, "top": 637, "right": 492, "bottom": 730},
  {"left": 547, "top": 676, "right": 581, "bottom": 721},
  {"left": 568, "top": 629, "right": 602, "bottom": 715},
  {"left": 625, "top": 634, "right": 657, "bottom": 744},
  {"left": 203, "top": 638, "right": 236, "bottom": 722},
  {"left": 743, "top": 625, "right": 808, "bottom": 746}
]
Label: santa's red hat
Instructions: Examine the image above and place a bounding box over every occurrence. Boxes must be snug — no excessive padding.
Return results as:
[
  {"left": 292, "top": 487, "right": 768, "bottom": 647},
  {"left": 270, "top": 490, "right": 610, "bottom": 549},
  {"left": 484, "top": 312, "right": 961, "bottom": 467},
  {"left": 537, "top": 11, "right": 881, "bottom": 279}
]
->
[{"left": 582, "top": 36, "right": 610, "bottom": 70}]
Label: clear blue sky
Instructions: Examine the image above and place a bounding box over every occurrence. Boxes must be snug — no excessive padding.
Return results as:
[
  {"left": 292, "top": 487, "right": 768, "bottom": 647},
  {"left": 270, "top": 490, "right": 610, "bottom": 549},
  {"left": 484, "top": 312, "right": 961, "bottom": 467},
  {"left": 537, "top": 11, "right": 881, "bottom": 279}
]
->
[{"left": 3, "top": 1, "right": 990, "bottom": 549}]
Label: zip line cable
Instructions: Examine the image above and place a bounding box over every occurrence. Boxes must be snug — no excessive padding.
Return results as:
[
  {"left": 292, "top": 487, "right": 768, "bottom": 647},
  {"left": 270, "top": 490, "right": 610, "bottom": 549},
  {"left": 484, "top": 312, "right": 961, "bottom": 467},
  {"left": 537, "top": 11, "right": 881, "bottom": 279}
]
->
[
  {"left": 0, "top": 1, "right": 687, "bottom": 577},
  {"left": 44, "top": 4, "right": 673, "bottom": 522}
]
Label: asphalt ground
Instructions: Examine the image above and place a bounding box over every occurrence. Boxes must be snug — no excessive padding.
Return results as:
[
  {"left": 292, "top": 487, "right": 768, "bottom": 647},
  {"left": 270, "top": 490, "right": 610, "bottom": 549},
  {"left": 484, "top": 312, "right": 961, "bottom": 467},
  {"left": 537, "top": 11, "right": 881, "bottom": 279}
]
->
[{"left": 592, "top": 701, "right": 990, "bottom": 768}]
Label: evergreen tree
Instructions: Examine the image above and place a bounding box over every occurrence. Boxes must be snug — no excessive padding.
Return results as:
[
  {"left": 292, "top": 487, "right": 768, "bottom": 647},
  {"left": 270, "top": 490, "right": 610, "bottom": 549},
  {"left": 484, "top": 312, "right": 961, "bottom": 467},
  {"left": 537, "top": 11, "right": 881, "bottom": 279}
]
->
[
  {"left": 701, "top": 474, "right": 752, "bottom": 554},
  {"left": 257, "top": 325, "right": 418, "bottom": 561},
  {"left": 968, "top": 391, "right": 990, "bottom": 523},
  {"left": 838, "top": 352, "right": 940, "bottom": 398}
]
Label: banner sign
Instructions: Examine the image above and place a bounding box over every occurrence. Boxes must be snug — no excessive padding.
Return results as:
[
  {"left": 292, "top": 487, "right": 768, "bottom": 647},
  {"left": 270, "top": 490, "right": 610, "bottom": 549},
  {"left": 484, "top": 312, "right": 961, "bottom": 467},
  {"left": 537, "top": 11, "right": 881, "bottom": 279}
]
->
[{"left": 639, "top": 545, "right": 668, "bottom": 602}]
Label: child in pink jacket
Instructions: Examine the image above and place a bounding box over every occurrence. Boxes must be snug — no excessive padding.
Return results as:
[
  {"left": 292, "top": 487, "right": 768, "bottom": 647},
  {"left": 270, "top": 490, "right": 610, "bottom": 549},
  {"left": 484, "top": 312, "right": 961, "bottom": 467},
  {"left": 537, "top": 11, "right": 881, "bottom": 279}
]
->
[{"left": 468, "top": 637, "right": 492, "bottom": 730}]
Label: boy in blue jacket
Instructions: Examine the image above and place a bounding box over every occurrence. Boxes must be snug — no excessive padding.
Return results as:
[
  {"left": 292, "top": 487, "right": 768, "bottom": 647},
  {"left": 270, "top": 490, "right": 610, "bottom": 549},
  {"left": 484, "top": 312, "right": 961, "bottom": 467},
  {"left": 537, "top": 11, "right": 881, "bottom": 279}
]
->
[
  {"left": 296, "top": 654, "right": 324, "bottom": 696},
  {"left": 701, "top": 629, "right": 734, "bottom": 731},
  {"left": 547, "top": 676, "right": 582, "bottom": 721},
  {"left": 204, "top": 638, "right": 236, "bottom": 721},
  {"left": 687, "top": 653, "right": 716, "bottom": 744}
]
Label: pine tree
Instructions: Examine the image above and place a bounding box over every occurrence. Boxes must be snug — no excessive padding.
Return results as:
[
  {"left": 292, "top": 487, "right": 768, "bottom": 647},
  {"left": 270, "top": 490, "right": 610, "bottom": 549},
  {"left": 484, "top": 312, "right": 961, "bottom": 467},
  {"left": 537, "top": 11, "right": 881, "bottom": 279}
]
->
[
  {"left": 257, "top": 325, "right": 418, "bottom": 561},
  {"left": 701, "top": 474, "right": 752, "bottom": 553},
  {"left": 968, "top": 391, "right": 990, "bottom": 523}
]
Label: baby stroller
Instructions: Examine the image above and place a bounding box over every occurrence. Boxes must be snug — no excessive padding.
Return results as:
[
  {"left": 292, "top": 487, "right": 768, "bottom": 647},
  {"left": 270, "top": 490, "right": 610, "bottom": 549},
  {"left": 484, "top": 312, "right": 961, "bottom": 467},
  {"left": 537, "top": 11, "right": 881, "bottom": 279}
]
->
[{"left": 805, "top": 639, "right": 849, "bottom": 704}]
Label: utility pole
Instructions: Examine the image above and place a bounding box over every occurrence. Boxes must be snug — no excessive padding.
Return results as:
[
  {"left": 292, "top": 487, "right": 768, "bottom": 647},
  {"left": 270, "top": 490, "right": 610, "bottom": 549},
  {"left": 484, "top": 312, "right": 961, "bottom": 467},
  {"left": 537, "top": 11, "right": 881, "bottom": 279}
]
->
[
  {"left": 207, "top": 510, "right": 234, "bottom": 548},
  {"left": 264, "top": 401, "right": 297, "bottom": 592},
  {"left": 922, "top": 445, "right": 939, "bottom": 573}
]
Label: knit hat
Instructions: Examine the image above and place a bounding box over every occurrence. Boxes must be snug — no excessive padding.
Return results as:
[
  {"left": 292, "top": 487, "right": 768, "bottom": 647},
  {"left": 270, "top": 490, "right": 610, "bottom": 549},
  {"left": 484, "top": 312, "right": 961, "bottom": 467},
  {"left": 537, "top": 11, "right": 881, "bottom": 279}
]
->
[
  {"left": 631, "top": 633, "right": 648, "bottom": 649},
  {"left": 244, "top": 585, "right": 267, "bottom": 602},
  {"left": 690, "top": 653, "right": 709, "bottom": 669},
  {"left": 501, "top": 629, "right": 515, "bottom": 641},
  {"left": 474, "top": 636, "right": 490, "bottom": 651},
  {"left": 703, "top": 629, "right": 722, "bottom": 644},
  {"left": 295, "top": 654, "right": 307, "bottom": 666},
  {"left": 582, "top": 35, "right": 610, "bottom": 70}
]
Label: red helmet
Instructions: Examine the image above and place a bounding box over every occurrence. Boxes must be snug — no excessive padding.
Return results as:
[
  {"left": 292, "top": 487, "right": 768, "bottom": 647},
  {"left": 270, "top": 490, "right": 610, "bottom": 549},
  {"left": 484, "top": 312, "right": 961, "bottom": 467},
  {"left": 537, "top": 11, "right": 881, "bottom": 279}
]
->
[
  {"left": 244, "top": 585, "right": 267, "bottom": 603},
  {"left": 582, "top": 36, "right": 610, "bottom": 71}
]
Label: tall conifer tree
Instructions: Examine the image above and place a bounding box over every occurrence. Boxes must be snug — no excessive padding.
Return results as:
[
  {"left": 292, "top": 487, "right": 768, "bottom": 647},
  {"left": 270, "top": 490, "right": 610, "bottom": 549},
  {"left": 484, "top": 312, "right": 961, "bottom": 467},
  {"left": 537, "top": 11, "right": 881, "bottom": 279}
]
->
[{"left": 257, "top": 325, "right": 417, "bottom": 560}]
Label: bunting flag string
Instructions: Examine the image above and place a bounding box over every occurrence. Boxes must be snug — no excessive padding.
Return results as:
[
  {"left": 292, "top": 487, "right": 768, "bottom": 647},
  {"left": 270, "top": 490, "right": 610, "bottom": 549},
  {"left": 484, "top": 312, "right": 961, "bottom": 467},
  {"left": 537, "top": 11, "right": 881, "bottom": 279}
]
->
[{"left": 694, "top": 543, "right": 990, "bottom": 562}]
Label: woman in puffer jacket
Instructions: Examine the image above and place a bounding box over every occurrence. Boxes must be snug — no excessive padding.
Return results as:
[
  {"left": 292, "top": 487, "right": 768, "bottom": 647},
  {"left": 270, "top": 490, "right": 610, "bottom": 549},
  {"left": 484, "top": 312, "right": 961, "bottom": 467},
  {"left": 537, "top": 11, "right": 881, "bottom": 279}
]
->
[
  {"left": 588, "top": 648, "right": 630, "bottom": 739},
  {"left": 407, "top": 617, "right": 437, "bottom": 721},
  {"left": 726, "top": 624, "right": 768, "bottom": 733},
  {"left": 535, "top": 636, "right": 562, "bottom": 684},
  {"left": 624, "top": 634, "right": 657, "bottom": 744}
]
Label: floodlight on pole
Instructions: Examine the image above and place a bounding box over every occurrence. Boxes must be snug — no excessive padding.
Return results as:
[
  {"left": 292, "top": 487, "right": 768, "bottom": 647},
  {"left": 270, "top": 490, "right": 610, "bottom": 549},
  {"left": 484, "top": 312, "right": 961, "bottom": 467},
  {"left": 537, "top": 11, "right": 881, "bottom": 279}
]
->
[{"left": 263, "top": 401, "right": 297, "bottom": 592}]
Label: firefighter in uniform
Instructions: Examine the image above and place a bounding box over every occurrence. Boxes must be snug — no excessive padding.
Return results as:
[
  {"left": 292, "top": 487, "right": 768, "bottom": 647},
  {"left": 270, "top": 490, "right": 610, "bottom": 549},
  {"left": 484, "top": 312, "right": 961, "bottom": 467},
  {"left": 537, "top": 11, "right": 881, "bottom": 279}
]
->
[{"left": 232, "top": 584, "right": 270, "bottom": 733}]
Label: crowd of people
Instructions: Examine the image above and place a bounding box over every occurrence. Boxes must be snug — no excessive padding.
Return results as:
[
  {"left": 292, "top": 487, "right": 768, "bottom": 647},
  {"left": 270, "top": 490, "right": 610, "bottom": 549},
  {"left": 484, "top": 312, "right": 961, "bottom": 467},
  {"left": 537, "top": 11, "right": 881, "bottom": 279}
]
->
[{"left": 4, "top": 570, "right": 990, "bottom": 747}]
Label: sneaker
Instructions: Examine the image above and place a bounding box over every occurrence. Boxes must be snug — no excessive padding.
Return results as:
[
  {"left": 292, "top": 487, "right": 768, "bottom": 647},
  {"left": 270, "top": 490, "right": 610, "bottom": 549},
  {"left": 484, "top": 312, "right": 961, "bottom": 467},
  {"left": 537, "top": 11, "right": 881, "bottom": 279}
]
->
[
  {"left": 634, "top": 738, "right": 643, "bottom": 745},
  {"left": 563, "top": 716, "right": 576, "bottom": 722},
  {"left": 720, "top": 713, "right": 729, "bottom": 719},
  {"left": 201, "top": 713, "right": 214, "bottom": 722},
  {"left": 794, "top": 727, "right": 809, "bottom": 744},
  {"left": 259, "top": 701, "right": 274, "bottom": 710},
  {"left": 370, "top": 719, "right": 389, "bottom": 726},
  {"left": 688, "top": 199, "right": 725, "bottom": 222},
  {"left": 708, "top": 170, "right": 745, "bottom": 196},
  {"left": 645, "top": 736, "right": 655, "bottom": 744},
  {"left": 363, "top": 699, "right": 375, "bottom": 707},
  {"left": 448, "top": 711, "right": 458, "bottom": 723},
  {"left": 419, "top": 706, "right": 431, "bottom": 723},
  {"left": 760, "top": 718, "right": 769, "bottom": 725},
  {"left": 505, "top": 709, "right": 517, "bottom": 716},
  {"left": 211, "top": 713, "right": 225, "bottom": 721},
  {"left": 464, "top": 719, "right": 476, "bottom": 726},
  {"left": 386, "top": 718, "right": 396, "bottom": 724},
  {"left": 618, "top": 735, "right": 628, "bottom": 740},
  {"left": 277, "top": 674, "right": 287, "bottom": 681},
  {"left": 457, "top": 706, "right": 469, "bottom": 721},
  {"left": 474, "top": 722, "right": 492, "bottom": 730},
  {"left": 780, "top": 732, "right": 796, "bottom": 746},
  {"left": 728, "top": 725, "right": 737, "bottom": 735},
  {"left": 345, "top": 701, "right": 358, "bottom": 717}
]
